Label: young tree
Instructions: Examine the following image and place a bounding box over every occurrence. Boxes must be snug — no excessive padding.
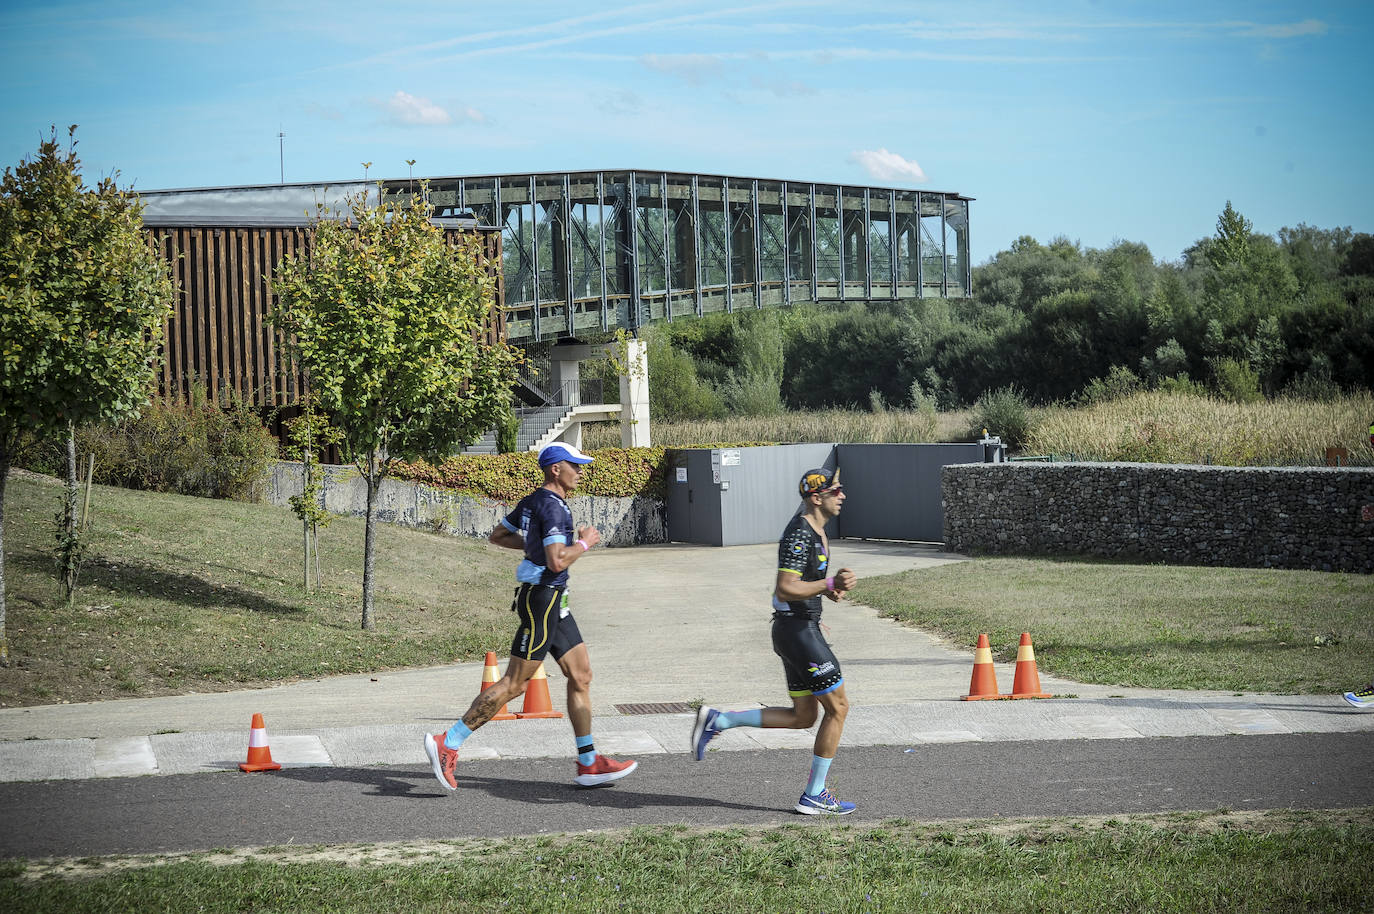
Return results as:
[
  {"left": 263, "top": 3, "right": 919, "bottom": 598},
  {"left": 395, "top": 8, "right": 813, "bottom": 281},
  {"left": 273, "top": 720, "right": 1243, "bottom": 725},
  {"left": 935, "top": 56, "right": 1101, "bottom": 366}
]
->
[
  {"left": 282, "top": 392, "right": 341, "bottom": 593},
  {"left": 271, "top": 189, "right": 518, "bottom": 630},
  {"left": 0, "top": 127, "right": 174, "bottom": 658}
]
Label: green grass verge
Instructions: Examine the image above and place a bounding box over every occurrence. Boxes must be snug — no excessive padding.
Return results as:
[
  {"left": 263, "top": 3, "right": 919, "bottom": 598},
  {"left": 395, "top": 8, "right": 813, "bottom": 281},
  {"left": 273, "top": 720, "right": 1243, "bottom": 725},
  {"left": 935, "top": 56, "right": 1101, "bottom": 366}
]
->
[
  {"left": 851, "top": 557, "right": 1374, "bottom": 693},
  {"left": 1, "top": 472, "right": 514, "bottom": 707},
  {"left": 2, "top": 811, "right": 1371, "bottom": 913}
]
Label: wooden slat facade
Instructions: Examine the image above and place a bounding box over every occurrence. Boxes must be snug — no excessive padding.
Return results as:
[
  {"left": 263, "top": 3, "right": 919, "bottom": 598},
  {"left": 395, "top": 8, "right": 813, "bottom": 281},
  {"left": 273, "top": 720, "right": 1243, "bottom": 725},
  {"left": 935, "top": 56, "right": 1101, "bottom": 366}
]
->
[{"left": 144, "top": 224, "right": 505, "bottom": 447}]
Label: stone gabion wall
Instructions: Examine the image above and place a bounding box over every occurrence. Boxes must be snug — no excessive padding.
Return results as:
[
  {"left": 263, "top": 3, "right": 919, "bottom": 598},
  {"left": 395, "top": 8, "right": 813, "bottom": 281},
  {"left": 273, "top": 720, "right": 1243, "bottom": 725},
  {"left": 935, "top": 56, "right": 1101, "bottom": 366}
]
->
[
  {"left": 942, "top": 462, "right": 1374, "bottom": 573},
  {"left": 267, "top": 462, "right": 667, "bottom": 548}
]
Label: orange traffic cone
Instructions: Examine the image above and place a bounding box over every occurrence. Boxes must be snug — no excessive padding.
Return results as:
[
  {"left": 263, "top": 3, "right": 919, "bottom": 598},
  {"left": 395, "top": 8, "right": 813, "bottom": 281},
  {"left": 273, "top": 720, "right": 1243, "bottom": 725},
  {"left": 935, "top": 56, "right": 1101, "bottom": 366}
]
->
[
  {"left": 1007, "top": 632, "right": 1053, "bottom": 699},
  {"left": 481, "top": 651, "right": 518, "bottom": 721},
  {"left": 239, "top": 713, "right": 282, "bottom": 772},
  {"left": 515, "top": 662, "right": 564, "bottom": 719},
  {"left": 962, "top": 633, "right": 1003, "bottom": 700}
]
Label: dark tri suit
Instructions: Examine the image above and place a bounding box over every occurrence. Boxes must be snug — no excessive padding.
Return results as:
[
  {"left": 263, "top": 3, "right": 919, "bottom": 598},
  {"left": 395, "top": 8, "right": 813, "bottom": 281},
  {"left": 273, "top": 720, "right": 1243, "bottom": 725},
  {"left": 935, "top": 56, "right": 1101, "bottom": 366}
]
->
[
  {"left": 772, "top": 515, "right": 843, "bottom": 696},
  {"left": 500, "top": 488, "right": 585, "bottom": 662}
]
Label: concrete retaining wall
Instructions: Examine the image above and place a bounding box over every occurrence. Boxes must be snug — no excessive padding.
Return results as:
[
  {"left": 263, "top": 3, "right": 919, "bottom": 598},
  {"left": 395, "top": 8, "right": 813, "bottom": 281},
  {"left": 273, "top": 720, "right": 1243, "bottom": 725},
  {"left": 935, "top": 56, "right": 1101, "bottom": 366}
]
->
[
  {"left": 943, "top": 462, "right": 1374, "bottom": 573},
  {"left": 266, "top": 462, "right": 667, "bottom": 547}
]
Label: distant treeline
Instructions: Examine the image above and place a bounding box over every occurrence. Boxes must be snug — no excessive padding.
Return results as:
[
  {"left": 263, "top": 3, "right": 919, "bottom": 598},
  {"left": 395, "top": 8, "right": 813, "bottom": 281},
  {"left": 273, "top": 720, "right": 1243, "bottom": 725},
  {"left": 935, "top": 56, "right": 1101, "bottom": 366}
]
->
[{"left": 631, "top": 202, "right": 1373, "bottom": 420}]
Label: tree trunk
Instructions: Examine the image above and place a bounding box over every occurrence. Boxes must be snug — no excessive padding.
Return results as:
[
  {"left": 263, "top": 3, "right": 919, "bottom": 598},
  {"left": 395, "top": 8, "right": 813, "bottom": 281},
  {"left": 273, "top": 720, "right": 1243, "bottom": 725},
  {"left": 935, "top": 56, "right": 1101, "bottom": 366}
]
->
[
  {"left": 361, "top": 451, "right": 378, "bottom": 631},
  {"left": 65, "top": 426, "right": 77, "bottom": 534},
  {"left": 60, "top": 424, "right": 80, "bottom": 604},
  {"left": 302, "top": 442, "right": 313, "bottom": 592},
  {"left": 0, "top": 459, "right": 9, "bottom": 667}
]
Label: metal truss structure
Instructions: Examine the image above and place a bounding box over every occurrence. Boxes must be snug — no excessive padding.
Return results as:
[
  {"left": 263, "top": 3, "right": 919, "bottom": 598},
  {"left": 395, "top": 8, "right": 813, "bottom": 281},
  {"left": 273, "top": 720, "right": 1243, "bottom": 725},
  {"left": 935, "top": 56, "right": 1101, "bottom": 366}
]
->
[
  {"left": 139, "top": 170, "right": 973, "bottom": 345},
  {"left": 382, "top": 171, "right": 972, "bottom": 343}
]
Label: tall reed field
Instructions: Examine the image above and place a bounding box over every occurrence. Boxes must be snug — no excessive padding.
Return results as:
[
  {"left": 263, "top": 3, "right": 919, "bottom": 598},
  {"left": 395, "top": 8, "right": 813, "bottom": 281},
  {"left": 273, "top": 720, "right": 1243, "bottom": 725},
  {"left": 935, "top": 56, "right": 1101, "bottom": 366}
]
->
[
  {"left": 584, "top": 392, "right": 1371, "bottom": 467},
  {"left": 581, "top": 408, "right": 971, "bottom": 449},
  {"left": 1025, "top": 390, "right": 1373, "bottom": 466}
]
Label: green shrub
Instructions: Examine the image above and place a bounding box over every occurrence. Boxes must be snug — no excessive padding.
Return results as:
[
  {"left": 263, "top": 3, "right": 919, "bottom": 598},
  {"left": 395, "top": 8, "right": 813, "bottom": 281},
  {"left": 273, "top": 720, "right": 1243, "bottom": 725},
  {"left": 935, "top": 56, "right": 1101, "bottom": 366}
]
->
[
  {"left": 1157, "top": 374, "right": 1207, "bottom": 397},
  {"left": 1280, "top": 356, "right": 1343, "bottom": 401},
  {"left": 1210, "top": 358, "right": 1264, "bottom": 403},
  {"left": 720, "top": 369, "right": 784, "bottom": 416},
  {"left": 968, "top": 385, "right": 1032, "bottom": 448},
  {"left": 647, "top": 331, "right": 725, "bottom": 420},
  {"left": 495, "top": 400, "right": 521, "bottom": 454},
  {"left": 394, "top": 446, "right": 668, "bottom": 502},
  {"left": 64, "top": 392, "right": 279, "bottom": 501},
  {"left": 1078, "top": 365, "right": 1143, "bottom": 405}
]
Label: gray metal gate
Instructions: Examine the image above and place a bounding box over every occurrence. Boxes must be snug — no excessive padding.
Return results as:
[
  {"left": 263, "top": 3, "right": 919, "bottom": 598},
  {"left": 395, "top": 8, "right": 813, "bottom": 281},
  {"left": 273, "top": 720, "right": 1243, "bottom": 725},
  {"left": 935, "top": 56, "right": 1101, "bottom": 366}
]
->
[
  {"left": 667, "top": 444, "right": 833, "bottom": 546},
  {"left": 835, "top": 443, "right": 986, "bottom": 542},
  {"left": 666, "top": 442, "right": 990, "bottom": 546}
]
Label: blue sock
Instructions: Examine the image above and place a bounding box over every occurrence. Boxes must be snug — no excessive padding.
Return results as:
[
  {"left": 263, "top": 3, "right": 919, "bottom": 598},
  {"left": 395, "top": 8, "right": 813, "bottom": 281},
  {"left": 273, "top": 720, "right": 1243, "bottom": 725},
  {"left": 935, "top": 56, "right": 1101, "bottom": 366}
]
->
[
  {"left": 713, "top": 709, "right": 763, "bottom": 731},
  {"left": 805, "top": 755, "right": 832, "bottom": 795},
  {"left": 576, "top": 734, "right": 596, "bottom": 766},
  {"left": 444, "top": 721, "right": 472, "bottom": 750}
]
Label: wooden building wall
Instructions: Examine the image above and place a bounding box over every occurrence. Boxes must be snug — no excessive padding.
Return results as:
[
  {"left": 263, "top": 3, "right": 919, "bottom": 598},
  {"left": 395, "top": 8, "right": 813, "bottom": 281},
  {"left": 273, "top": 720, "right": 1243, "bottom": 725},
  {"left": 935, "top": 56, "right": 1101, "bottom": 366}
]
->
[{"left": 143, "top": 224, "right": 505, "bottom": 445}]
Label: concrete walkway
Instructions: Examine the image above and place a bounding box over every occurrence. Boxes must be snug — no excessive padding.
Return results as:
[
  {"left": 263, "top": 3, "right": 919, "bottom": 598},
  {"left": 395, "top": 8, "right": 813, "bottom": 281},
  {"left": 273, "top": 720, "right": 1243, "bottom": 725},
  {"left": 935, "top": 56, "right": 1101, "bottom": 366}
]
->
[{"left": 2, "top": 541, "right": 1370, "bottom": 782}]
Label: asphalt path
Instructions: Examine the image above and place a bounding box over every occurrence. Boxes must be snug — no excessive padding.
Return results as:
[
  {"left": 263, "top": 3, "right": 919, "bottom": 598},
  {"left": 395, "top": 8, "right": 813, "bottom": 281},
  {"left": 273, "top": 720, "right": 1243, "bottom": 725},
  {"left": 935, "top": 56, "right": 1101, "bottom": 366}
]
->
[{"left": 5, "top": 732, "right": 1370, "bottom": 858}]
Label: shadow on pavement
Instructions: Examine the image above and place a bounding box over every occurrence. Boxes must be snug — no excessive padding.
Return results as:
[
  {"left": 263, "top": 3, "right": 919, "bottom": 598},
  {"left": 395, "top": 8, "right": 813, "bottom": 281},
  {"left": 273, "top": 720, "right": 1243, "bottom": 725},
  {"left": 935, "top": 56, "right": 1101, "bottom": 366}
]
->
[{"left": 274, "top": 764, "right": 780, "bottom": 813}]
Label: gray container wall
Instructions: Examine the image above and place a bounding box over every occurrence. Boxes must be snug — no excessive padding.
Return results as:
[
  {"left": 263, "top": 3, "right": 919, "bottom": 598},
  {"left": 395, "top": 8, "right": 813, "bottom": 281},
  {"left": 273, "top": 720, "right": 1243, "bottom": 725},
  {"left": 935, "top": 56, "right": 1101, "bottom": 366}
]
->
[
  {"left": 668, "top": 444, "right": 835, "bottom": 546},
  {"left": 667, "top": 442, "right": 990, "bottom": 546},
  {"left": 836, "top": 443, "right": 987, "bottom": 542}
]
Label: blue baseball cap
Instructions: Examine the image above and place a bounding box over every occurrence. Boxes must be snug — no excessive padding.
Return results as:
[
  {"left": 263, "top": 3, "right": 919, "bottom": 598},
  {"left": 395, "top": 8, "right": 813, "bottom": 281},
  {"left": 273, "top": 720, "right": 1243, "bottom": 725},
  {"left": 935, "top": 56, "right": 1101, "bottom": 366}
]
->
[{"left": 538, "top": 443, "right": 594, "bottom": 467}]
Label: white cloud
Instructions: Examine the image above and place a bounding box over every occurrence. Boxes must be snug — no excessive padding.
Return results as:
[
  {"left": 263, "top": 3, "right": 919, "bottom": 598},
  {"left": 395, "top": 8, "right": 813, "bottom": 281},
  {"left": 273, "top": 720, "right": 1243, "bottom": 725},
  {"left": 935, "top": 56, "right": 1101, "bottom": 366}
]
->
[
  {"left": 852, "top": 148, "right": 927, "bottom": 183},
  {"left": 386, "top": 91, "right": 453, "bottom": 126},
  {"left": 639, "top": 53, "right": 725, "bottom": 86},
  {"left": 1229, "top": 19, "right": 1327, "bottom": 39}
]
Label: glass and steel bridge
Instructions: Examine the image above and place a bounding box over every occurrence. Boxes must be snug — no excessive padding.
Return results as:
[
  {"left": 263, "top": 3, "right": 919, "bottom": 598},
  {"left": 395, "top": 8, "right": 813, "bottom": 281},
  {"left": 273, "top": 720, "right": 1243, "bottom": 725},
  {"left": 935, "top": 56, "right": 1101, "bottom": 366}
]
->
[{"left": 141, "top": 170, "right": 973, "bottom": 344}]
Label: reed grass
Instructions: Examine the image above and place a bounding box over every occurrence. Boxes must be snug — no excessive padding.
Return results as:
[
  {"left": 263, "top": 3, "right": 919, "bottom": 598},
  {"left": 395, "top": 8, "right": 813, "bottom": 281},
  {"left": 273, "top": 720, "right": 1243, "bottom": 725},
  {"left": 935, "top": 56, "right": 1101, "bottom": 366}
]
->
[
  {"left": 585, "top": 393, "right": 1372, "bottom": 467},
  {"left": 1024, "top": 391, "right": 1374, "bottom": 466},
  {"left": 582, "top": 409, "right": 971, "bottom": 449}
]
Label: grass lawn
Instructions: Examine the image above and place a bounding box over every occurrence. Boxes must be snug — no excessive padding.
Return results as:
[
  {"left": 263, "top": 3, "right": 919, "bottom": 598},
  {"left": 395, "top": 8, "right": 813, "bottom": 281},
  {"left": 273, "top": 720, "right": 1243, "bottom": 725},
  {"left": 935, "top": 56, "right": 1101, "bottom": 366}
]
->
[
  {"left": 5, "top": 471, "right": 1373, "bottom": 705},
  {"left": 2, "top": 810, "right": 1371, "bottom": 913},
  {"left": 1, "top": 472, "right": 515, "bottom": 707},
  {"left": 852, "top": 558, "right": 1374, "bottom": 693}
]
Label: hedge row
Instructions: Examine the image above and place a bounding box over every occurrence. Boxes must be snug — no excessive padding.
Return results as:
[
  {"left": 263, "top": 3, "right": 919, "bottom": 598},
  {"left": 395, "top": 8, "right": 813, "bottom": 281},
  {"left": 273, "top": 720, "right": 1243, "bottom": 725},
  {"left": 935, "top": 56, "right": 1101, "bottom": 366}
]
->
[{"left": 392, "top": 447, "right": 670, "bottom": 502}]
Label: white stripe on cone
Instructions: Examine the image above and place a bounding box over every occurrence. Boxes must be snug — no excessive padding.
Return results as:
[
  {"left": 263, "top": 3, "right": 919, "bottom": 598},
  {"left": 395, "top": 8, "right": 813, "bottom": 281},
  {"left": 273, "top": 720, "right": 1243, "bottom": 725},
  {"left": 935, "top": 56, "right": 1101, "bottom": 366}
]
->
[{"left": 249, "top": 727, "right": 269, "bottom": 748}]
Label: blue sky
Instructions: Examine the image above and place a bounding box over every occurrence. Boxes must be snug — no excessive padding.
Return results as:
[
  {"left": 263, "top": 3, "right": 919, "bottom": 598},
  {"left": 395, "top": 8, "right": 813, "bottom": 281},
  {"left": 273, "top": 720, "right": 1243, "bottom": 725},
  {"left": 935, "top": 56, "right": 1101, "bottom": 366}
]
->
[{"left": 2, "top": 1, "right": 1370, "bottom": 265}]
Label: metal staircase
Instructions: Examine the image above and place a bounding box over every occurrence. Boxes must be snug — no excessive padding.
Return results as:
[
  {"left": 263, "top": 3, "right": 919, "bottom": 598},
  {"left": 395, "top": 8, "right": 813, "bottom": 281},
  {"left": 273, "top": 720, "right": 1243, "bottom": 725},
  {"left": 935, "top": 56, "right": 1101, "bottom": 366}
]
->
[{"left": 461, "top": 404, "right": 575, "bottom": 455}]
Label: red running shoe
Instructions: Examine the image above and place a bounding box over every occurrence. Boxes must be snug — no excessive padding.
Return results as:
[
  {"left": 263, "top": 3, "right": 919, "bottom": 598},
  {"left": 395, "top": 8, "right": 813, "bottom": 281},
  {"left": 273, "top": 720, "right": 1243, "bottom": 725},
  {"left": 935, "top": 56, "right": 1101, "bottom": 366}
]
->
[
  {"left": 574, "top": 754, "right": 638, "bottom": 787},
  {"left": 424, "top": 732, "right": 459, "bottom": 792}
]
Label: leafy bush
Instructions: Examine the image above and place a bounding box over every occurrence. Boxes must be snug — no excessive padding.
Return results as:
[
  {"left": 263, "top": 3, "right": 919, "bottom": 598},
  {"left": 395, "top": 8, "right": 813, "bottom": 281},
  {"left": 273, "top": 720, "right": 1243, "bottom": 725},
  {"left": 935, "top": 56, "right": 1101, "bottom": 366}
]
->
[
  {"left": 34, "top": 392, "right": 281, "bottom": 501},
  {"left": 1078, "top": 365, "right": 1143, "bottom": 406},
  {"left": 720, "top": 368, "right": 784, "bottom": 416},
  {"left": 968, "top": 385, "right": 1032, "bottom": 448},
  {"left": 496, "top": 399, "right": 521, "bottom": 453},
  {"left": 1157, "top": 374, "right": 1207, "bottom": 397},
  {"left": 1280, "top": 356, "right": 1343, "bottom": 401},
  {"left": 394, "top": 447, "right": 668, "bottom": 502},
  {"left": 1210, "top": 358, "right": 1264, "bottom": 403},
  {"left": 646, "top": 331, "right": 725, "bottom": 420}
]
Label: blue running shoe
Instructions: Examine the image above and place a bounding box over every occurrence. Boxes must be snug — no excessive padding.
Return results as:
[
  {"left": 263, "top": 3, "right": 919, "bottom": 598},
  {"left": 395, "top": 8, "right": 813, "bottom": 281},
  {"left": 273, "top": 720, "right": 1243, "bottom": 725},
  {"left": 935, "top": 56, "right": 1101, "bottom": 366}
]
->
[
  {"left": 1343, "top": 685, "right": 1374, "bottom": 709},
  {"left": 691, "top": 706, "right": 721, "bottom": 761},
  {"left": 795, "top": 788, "right": 856, "bottom": 816}
]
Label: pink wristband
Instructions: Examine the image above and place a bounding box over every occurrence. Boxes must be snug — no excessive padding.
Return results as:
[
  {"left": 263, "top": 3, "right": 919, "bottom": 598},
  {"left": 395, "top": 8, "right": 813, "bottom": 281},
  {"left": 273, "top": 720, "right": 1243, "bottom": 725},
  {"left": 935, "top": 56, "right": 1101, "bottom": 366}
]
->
[
  {"left": 577, "top": 538, "right": 590, "bottom": 552},
  {"left": 825, "top": 576, "right": 835, "bottom": 592}
]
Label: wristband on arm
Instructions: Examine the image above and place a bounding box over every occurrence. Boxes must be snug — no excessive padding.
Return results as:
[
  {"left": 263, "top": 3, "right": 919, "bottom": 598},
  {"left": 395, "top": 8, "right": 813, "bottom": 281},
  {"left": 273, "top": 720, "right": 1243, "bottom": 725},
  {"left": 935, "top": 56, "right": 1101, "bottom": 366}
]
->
[
  {"left": 577, "top": 538, "right": 590, "bottom": 552},
  {"left": 825, "top": 576, "right": 835, "bottom": 592}
]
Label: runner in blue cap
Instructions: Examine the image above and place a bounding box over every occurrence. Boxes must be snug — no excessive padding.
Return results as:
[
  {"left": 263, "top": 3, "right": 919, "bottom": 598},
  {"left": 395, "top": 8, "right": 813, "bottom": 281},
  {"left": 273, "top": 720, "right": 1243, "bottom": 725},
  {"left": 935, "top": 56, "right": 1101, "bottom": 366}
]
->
[{"left": 425, "top": 442, "right": 637, "bottom": 791}]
